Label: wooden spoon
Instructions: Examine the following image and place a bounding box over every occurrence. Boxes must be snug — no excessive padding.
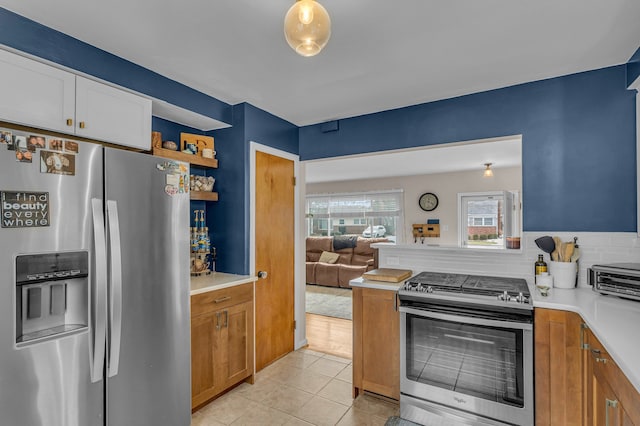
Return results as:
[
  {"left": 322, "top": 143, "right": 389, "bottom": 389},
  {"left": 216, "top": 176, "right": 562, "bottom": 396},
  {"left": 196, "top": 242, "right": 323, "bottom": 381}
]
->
[
  {"left": 551, "top": 237, "right": 562, "bottom": 261},
  {"left": 564, "top": 243, "right": 574, "bottom": 263}
]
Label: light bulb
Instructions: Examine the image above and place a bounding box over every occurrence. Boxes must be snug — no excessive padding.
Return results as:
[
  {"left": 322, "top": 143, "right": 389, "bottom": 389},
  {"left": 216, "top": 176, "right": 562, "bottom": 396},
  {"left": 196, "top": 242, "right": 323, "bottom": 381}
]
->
[
  {"left": 298, "top": 0, "right": 314, "bottom": 25},
  {"left": 483, "top": 163, "right": 494, "bottom": 177},
  {"left": 284, "top": 0, "right": 331, "bottom": 57}
]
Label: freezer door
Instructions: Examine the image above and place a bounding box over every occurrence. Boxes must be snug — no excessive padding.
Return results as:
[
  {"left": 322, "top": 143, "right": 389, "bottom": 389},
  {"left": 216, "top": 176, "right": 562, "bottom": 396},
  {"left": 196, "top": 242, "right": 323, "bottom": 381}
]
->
[
  {"left": 104, "top": 148, "right": 191, "bottom": 426},
  {"left": 0, "top": 138, "right": 104, "bottom": 426}
]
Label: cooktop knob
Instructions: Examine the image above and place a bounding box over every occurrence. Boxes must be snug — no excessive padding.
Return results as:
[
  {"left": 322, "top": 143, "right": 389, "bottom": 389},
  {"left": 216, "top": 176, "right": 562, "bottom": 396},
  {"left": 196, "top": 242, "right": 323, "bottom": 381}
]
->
[
  {"left": 498, "top": 290, "right": 510, "bottom": 301},
  {"left": 515, "top": 292, "right": 528, "bottom": 303}
]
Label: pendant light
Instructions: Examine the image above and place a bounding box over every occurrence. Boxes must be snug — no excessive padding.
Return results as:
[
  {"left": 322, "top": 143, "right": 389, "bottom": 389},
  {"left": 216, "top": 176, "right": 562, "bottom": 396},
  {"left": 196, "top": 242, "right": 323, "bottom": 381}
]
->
[
  {"left": 284, "top": 0, "right": 331, "bottom": 57},
  {"left": 483, "top": 163, "right": 494, "bottom": 178}
]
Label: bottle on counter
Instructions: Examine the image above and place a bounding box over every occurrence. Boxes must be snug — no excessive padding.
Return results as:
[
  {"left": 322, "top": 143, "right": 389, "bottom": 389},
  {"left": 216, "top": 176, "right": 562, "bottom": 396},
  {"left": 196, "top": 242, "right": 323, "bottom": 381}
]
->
[{"left": 535, "top": 254, "right": 548, "bottom": 278}]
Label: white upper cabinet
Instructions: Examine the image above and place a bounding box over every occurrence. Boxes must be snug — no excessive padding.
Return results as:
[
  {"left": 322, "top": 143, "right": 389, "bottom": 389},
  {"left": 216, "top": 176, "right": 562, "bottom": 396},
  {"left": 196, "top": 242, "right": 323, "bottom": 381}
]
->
[
  {"left": 75, "top": 77, "right": 151, "bottom": 150},
  {"left": 0, "top": 49, "right": 76, "bottom": 134},
  {"left": 0, "top": 49, "right": 151, "bottom": 150}
]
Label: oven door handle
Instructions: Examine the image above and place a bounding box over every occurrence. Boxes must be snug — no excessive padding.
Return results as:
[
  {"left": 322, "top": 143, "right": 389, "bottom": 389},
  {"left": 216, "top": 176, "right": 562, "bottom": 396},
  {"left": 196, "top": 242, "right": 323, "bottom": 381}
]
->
[{"left": 399, "top": 306, "right": 533, "bottom": 330}]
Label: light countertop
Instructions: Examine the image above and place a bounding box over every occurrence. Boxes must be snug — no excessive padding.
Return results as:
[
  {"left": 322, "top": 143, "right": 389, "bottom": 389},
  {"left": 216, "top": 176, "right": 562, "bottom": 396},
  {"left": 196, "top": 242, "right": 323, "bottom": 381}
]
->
[
  {"left": 350, "top": 276, "right": 404, "bottom": 292},
  {"left": 531, "top": 287, "right": 640, "bottom": 394},
  {"left": 190, "top": 272, "right": 256, "bottom": 296}
]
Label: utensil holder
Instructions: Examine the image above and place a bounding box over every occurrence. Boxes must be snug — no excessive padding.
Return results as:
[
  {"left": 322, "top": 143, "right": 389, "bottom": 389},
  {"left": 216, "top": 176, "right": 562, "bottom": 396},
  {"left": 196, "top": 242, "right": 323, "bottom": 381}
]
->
[{"left": 549, "top": 261, "right": 577, "bottom": 289}]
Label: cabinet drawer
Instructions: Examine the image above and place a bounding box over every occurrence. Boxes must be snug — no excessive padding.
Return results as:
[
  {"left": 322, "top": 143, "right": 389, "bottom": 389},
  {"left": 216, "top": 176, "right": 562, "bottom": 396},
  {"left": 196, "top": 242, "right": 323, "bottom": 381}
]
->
[{"left": 191, "top": 283, "right": 253, "bottom": 317}]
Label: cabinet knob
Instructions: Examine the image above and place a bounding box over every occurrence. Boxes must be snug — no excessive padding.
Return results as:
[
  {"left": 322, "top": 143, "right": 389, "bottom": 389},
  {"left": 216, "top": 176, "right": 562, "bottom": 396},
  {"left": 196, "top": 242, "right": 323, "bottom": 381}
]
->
[
  {"left": 66, "top": 118, "right": 73, "bottom": 126},
  {"left": 591, "top": 349, "right": 608, "bottom": 364},
  {"left": 79, "top": 121, "right": 86, "bottom": 129},
  {"left": 257, "top": 271, "right": 268, "bottom": 279}
]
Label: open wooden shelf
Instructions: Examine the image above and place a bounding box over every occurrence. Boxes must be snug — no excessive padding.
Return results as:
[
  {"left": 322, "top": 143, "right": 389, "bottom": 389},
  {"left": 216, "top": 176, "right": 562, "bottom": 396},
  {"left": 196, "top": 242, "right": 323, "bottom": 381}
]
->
[
  {"left": 190, "top": 191, "right": 219, "bottom": 201},
  {"left": 152, "top": 146, "right": 218, "bottom": 169}
]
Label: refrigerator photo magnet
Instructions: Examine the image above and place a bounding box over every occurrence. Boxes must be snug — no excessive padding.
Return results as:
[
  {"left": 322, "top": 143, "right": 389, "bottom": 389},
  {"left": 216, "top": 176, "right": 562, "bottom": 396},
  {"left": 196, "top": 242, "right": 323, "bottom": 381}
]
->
[
  {"left": 48, "top": 138, "right": 65, "bottom": 152},
  {"left": 40, "top": 150, "right": 75, "bottom": 176},
  {"left": 15, "top": 148, "right": 32, "bottom": 163},
  {"left": 64, "top": 141, "right": 79, "bottom": 153},
  {"left": 27, "top": 135, "right": 45, "bottom": 151},
  {"left": 0, "top": 131, "right": 11, "bottom": 145}
]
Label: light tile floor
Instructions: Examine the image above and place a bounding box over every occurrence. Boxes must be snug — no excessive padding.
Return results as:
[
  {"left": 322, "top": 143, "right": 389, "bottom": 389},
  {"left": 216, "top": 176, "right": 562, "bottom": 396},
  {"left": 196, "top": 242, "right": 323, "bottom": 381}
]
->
[{"left": 191, "top": 348, "right": 399, "bottom": 426}]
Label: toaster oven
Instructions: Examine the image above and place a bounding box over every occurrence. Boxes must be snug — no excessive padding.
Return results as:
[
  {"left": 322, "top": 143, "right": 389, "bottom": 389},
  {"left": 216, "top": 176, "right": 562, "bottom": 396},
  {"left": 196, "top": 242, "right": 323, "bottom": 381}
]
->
[{"left": 588, "top": 263, "right": 640, "bottom": 301}]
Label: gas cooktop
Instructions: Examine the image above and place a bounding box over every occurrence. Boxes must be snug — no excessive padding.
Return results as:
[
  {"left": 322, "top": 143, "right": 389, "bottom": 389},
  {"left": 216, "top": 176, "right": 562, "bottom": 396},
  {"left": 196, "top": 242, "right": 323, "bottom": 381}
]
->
[{"left": 401, "top": 271, "right": 532, "bottom": 307}]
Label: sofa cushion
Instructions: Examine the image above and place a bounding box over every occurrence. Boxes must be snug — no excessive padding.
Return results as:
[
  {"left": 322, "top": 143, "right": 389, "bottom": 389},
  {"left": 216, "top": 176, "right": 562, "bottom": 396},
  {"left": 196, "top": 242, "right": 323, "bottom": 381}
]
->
[
  {"left": 338, "top": 264, "right": 368, "bottom": 287},
  {"left": 314, "top": 263, "right": 340, "bottom": 287},
  {"left": 319, "top": 251, "right": 340, "bottom": 264},
  {"left": 334, "top": 247, "right": 354, "bottom": 265},
  {"left": 306, "top": 236, "right": 333, "bottom": 262},
  {"left": 352, "top": 237, "right": 388, "bottom": 266}
]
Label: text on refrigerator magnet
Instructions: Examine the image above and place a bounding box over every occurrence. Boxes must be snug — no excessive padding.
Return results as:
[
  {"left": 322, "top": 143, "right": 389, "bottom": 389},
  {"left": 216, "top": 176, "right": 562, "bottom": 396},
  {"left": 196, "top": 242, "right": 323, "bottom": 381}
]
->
[{"left": 1, "top": 191, "right": 50, "bottom": 228}]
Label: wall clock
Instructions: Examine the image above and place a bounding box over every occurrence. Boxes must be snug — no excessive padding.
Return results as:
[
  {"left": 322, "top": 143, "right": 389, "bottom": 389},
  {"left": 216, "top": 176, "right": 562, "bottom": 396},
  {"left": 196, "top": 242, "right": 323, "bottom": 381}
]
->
[{"left": 418, "top": 192, "right": 439, "bottom": 212}]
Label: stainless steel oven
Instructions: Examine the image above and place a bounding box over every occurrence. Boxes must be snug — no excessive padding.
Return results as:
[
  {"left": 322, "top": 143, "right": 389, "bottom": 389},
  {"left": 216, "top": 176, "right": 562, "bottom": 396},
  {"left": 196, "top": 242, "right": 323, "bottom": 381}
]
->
[{"left": 398, "top": 272, "right": 534, "bottom": 426}]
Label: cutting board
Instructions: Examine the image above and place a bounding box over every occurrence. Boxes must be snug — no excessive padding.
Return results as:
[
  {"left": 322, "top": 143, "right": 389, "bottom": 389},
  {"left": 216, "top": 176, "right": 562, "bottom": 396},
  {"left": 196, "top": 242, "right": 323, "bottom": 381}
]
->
[{"left": 363, "top": 268, "right": 413, "bottom": 283}]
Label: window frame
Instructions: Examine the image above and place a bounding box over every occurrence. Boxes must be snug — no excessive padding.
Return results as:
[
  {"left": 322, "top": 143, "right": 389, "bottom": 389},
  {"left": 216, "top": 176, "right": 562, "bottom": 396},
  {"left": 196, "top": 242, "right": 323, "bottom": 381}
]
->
[
  {"left": 306, "top": 189, "right": 404, "bottom": 242},
  {"left": 458, "top": 190, "right": 520, "bottom": 250}
]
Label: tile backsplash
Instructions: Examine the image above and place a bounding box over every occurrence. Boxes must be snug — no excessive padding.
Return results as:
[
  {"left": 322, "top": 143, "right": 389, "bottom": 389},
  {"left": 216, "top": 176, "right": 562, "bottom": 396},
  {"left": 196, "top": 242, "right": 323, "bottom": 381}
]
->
[{"left": 377, "top": 232, "right": 640, "bottom": 288}]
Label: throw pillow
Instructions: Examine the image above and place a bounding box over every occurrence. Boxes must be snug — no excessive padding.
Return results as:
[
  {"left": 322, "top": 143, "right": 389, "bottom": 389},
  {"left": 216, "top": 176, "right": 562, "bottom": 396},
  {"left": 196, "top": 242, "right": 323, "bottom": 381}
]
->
[{"left": 318, "top": 251, "right": 340, "bottom": 264}]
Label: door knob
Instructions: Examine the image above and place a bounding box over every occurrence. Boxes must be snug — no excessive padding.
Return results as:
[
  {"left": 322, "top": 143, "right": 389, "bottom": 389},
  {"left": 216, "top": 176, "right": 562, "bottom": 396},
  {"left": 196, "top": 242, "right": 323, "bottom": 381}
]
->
[{"left": 257, "top": 271, "right": 268, "bottom": 279}]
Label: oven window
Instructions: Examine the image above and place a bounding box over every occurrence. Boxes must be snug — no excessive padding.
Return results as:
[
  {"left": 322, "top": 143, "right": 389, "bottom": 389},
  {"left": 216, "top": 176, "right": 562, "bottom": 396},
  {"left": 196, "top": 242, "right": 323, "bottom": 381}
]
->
[{"left": 405, "top": 313, "right": 524, "bottom": 407}]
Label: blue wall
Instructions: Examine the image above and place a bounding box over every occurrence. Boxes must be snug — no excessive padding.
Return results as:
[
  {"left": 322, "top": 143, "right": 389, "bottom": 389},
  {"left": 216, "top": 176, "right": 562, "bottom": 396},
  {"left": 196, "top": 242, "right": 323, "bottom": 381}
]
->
[
  {"left": 628, "top": 47, "right": 640, "bottom": 87},
  {"left": 300, "top": 66, "right": 637, "bottom": 232},
  {"left": 0, "top": 8, "right": 232, "bottom": 124},
  {"left": 208, "top": 103, "right": 298, "bottom": 274}
]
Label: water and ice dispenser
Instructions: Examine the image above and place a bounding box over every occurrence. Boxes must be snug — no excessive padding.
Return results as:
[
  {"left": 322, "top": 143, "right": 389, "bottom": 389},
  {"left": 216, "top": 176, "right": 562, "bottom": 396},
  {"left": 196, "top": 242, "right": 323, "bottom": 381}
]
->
[{"left": 15, "top": 251, "right": 89, "bottom": 346}]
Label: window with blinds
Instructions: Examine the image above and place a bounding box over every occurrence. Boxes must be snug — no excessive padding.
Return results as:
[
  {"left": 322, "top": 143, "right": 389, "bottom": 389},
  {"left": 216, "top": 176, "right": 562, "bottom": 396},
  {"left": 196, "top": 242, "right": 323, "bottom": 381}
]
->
[{"left": 306, "top": 190, "right": 403, "bottom": 242}]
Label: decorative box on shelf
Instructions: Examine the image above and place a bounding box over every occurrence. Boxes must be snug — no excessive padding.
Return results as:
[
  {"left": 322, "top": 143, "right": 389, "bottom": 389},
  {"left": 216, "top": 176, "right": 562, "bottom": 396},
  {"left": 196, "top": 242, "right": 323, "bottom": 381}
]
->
[{"left": 151, "top": 135, "right": 218, "bottom": 169}]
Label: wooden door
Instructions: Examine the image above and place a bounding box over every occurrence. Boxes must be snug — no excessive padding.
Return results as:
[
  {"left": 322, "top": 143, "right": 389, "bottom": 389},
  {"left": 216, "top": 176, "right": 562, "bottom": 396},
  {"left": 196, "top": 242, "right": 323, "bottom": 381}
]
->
[{"left": 255, "top": 151, "right": 295, "bottom": 371}]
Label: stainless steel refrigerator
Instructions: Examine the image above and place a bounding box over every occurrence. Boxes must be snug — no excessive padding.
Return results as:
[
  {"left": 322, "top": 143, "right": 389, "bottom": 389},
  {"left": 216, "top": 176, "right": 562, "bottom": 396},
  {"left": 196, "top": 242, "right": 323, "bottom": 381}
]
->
[{"left": 0, "top": 135, "right": 191, "bottom": 426}]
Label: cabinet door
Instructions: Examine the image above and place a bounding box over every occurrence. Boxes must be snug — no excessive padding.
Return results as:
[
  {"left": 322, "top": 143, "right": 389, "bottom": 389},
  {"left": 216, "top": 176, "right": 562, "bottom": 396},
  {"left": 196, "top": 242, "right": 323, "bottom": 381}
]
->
[
  {"left": 219, "top": 301, "right": 254, "bottom": 388},
  {"left": 191, "top": 311, "right": 219, "bottom": 409},
  {"left": 354, "top": 287, "right": 399, "bottom": 400},
  {"left": 593, "top": 368, "right": 622, "bottom": 426},
  {"left": 534, "top": 309, "right": 583, "bottom": 425},
  {"left": 0, "top": 49, "right": 75, "bottom": 133},
  {"left": 75, "top": 76, "right": 151, "bottom": 149},
  {"left": 586, "top": 329, "right": 640, "bottom": 426}
]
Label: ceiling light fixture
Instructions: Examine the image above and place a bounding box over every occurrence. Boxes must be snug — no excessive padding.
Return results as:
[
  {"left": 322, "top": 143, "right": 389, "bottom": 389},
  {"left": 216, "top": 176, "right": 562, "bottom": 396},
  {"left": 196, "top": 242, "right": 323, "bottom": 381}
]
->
[
  {"left": 284, "top": 0, "right": 331, "bottom": 57},
  {"left": 483, "top": 163, "right": 494, "bottom": 178}
]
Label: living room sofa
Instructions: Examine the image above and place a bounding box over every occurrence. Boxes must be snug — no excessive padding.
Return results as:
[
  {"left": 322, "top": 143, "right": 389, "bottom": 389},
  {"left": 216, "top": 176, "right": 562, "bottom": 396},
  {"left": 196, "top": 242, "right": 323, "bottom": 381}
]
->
[{"left": 306, "top": 236, "right": 388, "bottom": 288}]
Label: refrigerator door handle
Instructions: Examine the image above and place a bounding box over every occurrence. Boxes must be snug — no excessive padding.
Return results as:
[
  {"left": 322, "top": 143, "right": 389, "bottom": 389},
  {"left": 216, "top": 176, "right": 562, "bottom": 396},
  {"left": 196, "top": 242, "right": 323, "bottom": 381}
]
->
[
  {"left": 106, "top": 200, "right": 123, "bottom": 378},
  {"left": 90, "top": 198, "right": 107, "bottom": 383}
]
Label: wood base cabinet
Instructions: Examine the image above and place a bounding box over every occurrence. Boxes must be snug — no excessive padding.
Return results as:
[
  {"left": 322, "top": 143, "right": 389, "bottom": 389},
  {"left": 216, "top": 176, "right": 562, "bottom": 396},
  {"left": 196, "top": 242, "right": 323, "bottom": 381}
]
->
[
  {"left": 353, "top": 287, "right": 399, "bottom": 400},
  {"left": 534, "top": 309, "right": 584, "bottom": 425},
  {"left": 191, "top": 283, "right": 254, "bottom": 410},
  {"left": 585, "top": 329, "right": 639, "bottom": 426},
  {"left": 535, "top": 308, "right": 640, "bottom": 426}
]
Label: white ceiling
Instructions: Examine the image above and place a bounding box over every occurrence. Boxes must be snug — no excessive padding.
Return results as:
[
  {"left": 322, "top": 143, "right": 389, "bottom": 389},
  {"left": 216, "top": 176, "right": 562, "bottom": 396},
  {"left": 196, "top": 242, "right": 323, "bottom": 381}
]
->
[
  {"left": 305, "top": 137, "right": 522, "bottom": 183},
  {"left": 2, "top": 1, "right": 639, "bottom": 127}
]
